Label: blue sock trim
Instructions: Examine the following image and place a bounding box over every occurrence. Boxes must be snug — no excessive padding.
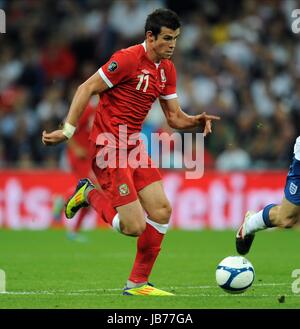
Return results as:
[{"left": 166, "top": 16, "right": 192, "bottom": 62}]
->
[{"left": 262, "top": 204, "right": 277, "bottom": 227}]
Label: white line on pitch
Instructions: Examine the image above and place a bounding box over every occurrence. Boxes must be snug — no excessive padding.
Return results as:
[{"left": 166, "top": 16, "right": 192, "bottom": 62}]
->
[
  {"left": 70, "top": 282, "right": 290, "bottom": 293},
  {"left": 1, "top": 292, "right": 299, "bottom": 298},
  {"left": 0, "top": 282, "right": 292, "bottom": 296}
]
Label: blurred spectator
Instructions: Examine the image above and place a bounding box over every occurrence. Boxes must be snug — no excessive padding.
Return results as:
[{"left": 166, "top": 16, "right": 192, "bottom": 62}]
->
[
  {"left": 108, "top": 0, "right": 164, "bottom": 42},
  {"left": 36, "top": 85, "right": 68, "bottom": 123},
  {"left": 0, "top": 47, "right": 23, "bottom": 90},
  {"left": 40, "top": 35, "right": 76, "bottom": 82},
  {"left": 216, "top": 141, "right": 251, "bottom": 171}
]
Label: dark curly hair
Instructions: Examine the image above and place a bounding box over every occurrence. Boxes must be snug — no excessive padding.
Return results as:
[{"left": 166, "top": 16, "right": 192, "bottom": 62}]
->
[{"left": 145, "top": 8, "right": 181, "bottom": 38}]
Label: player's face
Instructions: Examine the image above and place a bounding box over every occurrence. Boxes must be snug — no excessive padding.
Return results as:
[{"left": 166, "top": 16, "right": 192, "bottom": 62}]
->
[{"left": 153, "top": 27, "right": 180, "bottom": 60}]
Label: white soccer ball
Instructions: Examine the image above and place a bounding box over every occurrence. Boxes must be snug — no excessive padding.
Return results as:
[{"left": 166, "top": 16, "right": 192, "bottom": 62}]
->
[{"left": 216, "top": 256, "right": 255, "bottom": 294}]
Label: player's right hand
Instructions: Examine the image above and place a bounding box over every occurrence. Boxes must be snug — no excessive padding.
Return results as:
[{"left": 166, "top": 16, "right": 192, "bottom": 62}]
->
[{"left": 42, "top": 130, "right": 67, "bottom": 146}]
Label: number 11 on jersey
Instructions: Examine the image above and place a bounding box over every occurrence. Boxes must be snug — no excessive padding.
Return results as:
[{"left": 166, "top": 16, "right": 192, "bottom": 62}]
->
[{"left": 136, "top": 74, "right": 149, "bottom": 92}]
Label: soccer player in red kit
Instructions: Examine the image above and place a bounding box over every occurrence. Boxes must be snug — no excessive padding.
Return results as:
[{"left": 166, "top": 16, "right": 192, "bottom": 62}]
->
[
  {"left": 42, "top": 8, "right": 220, "bottom": 295},
  {"left": 53, "top": 102, "right": 97, "bottom": 241}
]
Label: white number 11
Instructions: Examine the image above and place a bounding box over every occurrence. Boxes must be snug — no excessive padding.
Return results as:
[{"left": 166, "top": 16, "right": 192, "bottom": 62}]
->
[{"left": 136, "top": 74, "right": 149, "bottom": 92}]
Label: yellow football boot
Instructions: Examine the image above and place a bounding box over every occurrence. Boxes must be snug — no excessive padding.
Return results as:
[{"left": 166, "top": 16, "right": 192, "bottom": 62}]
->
[
  {"left": 123, "top": 284, "right": 174, "bottom": 296},
  {"left": 65, "top": 178, "right": 94, "bottom": 219}
]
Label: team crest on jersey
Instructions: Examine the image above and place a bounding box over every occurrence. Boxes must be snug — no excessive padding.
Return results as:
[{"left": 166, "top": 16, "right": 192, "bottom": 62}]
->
[
  {"left": 108, "top": 61, "right": 118, "bottom": 72},
  {"left": 289, "top": 182, "right": 298, "bottom": 195},
  {"left": 119, "top": 183, "right": 130, "bottom": 196},
  {"left": 160, "top": 68, "right": 166, "bottom": 82}
]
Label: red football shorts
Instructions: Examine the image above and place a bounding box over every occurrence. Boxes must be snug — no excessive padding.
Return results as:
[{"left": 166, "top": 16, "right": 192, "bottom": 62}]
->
[{"left": 91, "top": 144, "right": 162, "bottom": 208}]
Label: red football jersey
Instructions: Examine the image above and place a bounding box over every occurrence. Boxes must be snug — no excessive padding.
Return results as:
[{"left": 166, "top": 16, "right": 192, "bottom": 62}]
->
[
  {"left": 90, "top": 42, "right": 177, "bottom": 148},
  {"left": 73, "top": 102, "right": 95, "bottom": 149}
]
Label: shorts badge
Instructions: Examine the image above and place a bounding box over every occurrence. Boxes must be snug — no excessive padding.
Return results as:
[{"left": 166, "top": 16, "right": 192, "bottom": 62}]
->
[
  {"left": 289, "top": 182, "right": 298, "bottom": 195},
  {"left": 119, "top": 183, "right": 129, "bottom": 196}
]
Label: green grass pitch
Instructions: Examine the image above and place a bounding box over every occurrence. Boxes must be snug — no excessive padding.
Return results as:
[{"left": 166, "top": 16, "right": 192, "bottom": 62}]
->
[{"left": 0, "top": 228, "right": 299, "bottom": 308}]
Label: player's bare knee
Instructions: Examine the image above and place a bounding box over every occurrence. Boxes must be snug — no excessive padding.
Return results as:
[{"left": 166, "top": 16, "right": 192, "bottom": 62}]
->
[
  {"left": 163, "top": 203, "right": 172, "bottom": 222},
  {"left": 160, "top": 203, "right": 172, "bottom": 224},
  {"left": 136, "top": 221, "right": 146, "bottom": 235},
  {"left": 149, "top": 203, "right": 172, "bottom": 224},
  {"left": 123, "top": 221, "right": 146, "bottom": 236}
]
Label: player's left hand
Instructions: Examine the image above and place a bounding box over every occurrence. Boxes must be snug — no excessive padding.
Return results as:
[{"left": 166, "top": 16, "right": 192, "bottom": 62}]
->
[
  {"left": 194, "top": 112, "right": 220, "bottom": 136},
  {"left": 42, "top": 130, "right": 67, "bottom": 146}
]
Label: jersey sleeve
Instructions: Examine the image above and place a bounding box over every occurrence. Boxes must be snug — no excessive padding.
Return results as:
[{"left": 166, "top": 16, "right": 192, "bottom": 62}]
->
[
  {"left": 160, "top": 62, "right": 178, "bottom": 100},
  {"left": 98, "top": 50, "right": 135, "bottom": 88}
]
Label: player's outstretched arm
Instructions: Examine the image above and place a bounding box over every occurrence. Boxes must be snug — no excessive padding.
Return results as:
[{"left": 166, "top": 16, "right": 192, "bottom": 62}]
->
[
  {"left": 42, "top": 72, "right": 109, "bottom": 146},
  {"left": 159, "top": 98, "right": 220, "bottom": 136}
]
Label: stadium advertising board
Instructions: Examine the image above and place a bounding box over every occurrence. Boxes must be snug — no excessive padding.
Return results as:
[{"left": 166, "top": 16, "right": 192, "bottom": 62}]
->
[{"left": 0, "top": 170, "right": 285, "bottom": 230}]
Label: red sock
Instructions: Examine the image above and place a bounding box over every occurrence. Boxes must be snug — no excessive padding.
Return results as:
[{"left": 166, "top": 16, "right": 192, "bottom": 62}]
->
[
  {"left": 87, "top": 189, "right": 116, "bottom": 226},
  {"left": 129, "top": 223, "right": 165, "bottom": 283},
  {"left": 73, "top": 207, "right": 89, "bottom": 232}
]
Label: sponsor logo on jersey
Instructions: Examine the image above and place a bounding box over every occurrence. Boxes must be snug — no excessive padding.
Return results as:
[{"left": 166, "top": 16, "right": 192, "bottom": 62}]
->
[
  {"left": 108, "top": 61, "right": 118, "bottom": 72},
  {"left": 289, "top": 182, "right": 298, "bottom": 195},
  {"left": 119, "top": 183, "right": 130, "bottom": 196},
  {"left": 160, "top": 68, "right": 166, "bottom": 82}
]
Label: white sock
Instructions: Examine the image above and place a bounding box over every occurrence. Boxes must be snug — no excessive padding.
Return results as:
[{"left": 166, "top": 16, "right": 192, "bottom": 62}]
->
[
  {"left": 245, "top": 210, "right": 267, "bottom": 235},
  {"left": 146, "top": 217, "right": 169, "bottom": 234},
  {"left": 112, "top": 214, "right": 121, "bottom": 233},
  {"left": 113, "top": 215, "right": 169, "bottom": 235}
]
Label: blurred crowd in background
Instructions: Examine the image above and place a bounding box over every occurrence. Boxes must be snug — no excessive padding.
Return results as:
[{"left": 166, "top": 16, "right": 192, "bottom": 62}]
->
[{"left": 1, "top": 0, "right": 300, "bottom": 171}]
